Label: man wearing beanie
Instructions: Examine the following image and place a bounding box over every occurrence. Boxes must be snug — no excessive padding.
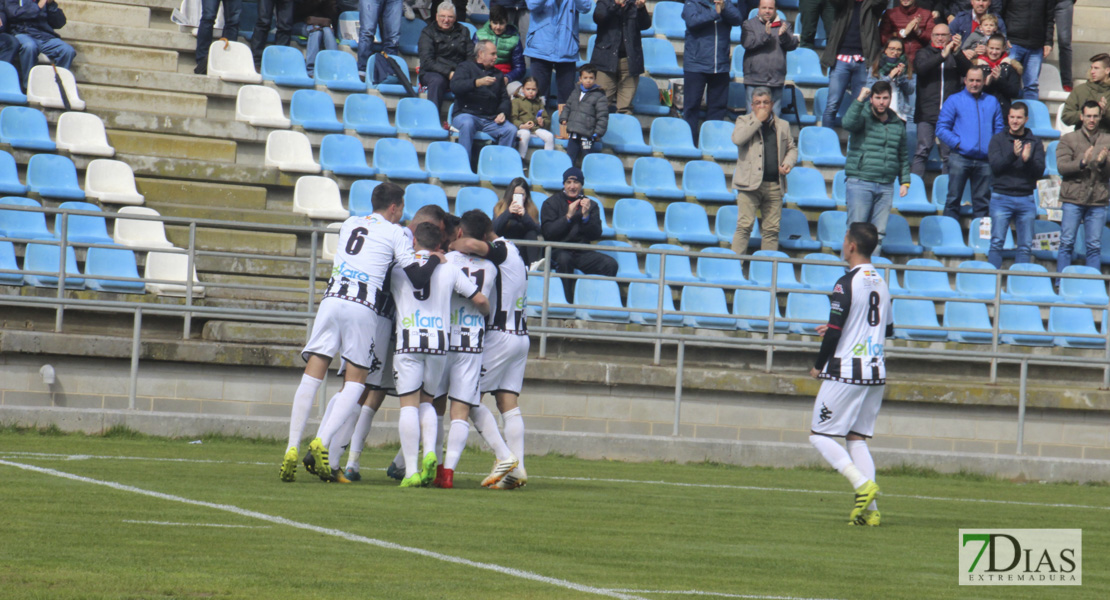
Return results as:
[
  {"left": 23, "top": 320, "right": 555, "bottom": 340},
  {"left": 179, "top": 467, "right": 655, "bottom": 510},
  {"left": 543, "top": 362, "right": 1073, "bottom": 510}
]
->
[{"left": 539, "top": 167, "right": 618, "bottom": 297}]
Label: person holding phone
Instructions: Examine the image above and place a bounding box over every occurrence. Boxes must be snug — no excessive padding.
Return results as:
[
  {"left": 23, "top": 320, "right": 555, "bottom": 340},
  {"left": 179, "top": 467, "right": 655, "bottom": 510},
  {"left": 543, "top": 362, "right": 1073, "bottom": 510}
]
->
[{"left": 492, "top": 178, "right": 543, "bottom": 266}]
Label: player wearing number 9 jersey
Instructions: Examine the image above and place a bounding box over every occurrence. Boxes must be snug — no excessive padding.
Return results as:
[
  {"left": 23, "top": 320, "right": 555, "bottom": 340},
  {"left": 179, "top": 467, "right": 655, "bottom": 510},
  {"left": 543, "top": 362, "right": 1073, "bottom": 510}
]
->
[{"left": 807, "top": 222, "right": 892, "bottom": 527}]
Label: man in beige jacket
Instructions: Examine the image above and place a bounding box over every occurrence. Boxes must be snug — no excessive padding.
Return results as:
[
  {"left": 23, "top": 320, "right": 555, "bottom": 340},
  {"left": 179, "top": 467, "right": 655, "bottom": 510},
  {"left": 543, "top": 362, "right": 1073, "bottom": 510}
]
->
[{"left": 731, "top": 86, "right": 798, "bottom": 254}]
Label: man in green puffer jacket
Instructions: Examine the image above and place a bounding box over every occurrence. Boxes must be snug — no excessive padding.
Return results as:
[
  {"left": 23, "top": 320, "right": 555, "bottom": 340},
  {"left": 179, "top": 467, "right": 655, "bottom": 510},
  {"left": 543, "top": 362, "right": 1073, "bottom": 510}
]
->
[
  {"left": 842, "top": 81, "right": 910, "bottom": 255},
  {"left": 1061, "top": 53, "right": 1110, "bottom": 134}
]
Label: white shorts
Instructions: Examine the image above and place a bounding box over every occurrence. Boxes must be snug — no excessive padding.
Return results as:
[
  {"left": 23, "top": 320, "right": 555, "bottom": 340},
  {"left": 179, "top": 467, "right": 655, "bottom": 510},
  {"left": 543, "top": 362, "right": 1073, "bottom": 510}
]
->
[
  {"left": 442, "top": 351, "right": 483, "bottom": 406},
  {"left": 810, "top": 380, "right": 885, "bottom": 438},
  {"left": 302, "top": 297, "right": 383, "bottom": 370},
  {"left": 479, "top": 331, "right": 530, "bottom": 395},
  {"left": 393, "top": 352, "right": 447, "bottom": 398}
]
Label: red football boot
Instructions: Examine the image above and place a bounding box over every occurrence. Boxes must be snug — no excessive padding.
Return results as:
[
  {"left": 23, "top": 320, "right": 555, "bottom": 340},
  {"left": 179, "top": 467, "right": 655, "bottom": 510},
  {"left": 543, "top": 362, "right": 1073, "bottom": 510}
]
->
[
  {"left": 439, "top": 468, "right": 454, "bottom": 489},
  {"left": 432, "top": 464, "right": 446, "bottom": 487}
]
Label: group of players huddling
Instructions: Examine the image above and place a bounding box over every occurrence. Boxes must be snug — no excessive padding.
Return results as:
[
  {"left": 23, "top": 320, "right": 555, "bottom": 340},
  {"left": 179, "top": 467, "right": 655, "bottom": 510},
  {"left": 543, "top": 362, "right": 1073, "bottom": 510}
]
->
[{"left": 279, "top": 181, "right": 530, "bottom": 490}]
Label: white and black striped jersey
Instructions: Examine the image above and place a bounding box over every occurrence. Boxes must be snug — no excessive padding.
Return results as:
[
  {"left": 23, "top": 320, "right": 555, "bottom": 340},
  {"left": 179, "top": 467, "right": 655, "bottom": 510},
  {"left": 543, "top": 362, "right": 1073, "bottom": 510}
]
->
[
  {"left": 485, "top": 237, "right": 528, "bottom": 336},
  {"left": 817, "top": 264, "right": 893, "bottom": 386},
  {"left": 390, "top": 251, "right": 480, "bottom": 355},
  {"left": 325, "top": 214, "right": 415, "bottom": 312},
  {"left": 446, "top": 250, "right": 497, "bottom": 353}
]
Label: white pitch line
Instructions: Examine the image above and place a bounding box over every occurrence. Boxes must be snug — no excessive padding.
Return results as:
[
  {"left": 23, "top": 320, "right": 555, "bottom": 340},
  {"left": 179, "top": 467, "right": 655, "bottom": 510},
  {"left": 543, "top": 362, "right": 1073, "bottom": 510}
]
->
[
  {"left": 606, "top": 590, "right": 840, "bottom": 600},
  {"left": 123, "top": 519, "right": 270, "bottom": 529},
  {"left": 0, "top": 459, "right": 648, "bottom": 600}
]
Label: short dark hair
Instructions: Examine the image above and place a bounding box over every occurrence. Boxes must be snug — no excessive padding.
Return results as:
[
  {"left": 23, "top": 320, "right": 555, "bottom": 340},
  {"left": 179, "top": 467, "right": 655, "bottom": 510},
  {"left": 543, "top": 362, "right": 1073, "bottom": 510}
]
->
[
  {"left": 459, "top": 209, "right": 492, "bottom": 240},
  {"left": 1082, "top": 99, "right": 1102, "bottom": 114},
  {"left": 870, "top": 80, "right": 892, "bottom": 97},
  {"left": 1008, "top": 103, "right": 1028, "bottom": 118},
  {"left": 442, "top": 213, "right": 461, "bottom": 248},
  {"left": 987, "top": 33, "right": 1006, "bottom": 46},
  {"left": 847, "top": 222, "right": 879, "bottom": 258},
  {"left": 1091, "top": 53, "right": 1110, "bottom": 69},
  {"left": 414, "top": 221, "right": 444, "bottom": 251},
  {"left": 412, "top": 203, "right": 447, "bottom": 227},
  {"left": 579, "top": 63, "right": 597, "bottom": 77},
  {"left": 371, "top": 182, "right": 404, "bottom": 212},
  {"left": 488, "top": 4, "right": 508, "bottom": 23}
]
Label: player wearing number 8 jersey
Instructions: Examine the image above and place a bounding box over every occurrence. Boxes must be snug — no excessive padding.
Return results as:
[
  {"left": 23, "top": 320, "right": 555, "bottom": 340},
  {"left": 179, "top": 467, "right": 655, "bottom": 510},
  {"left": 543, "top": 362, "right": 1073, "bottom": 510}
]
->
[{"left": 807, "top": 222, "right": 893, "bottom": 526}]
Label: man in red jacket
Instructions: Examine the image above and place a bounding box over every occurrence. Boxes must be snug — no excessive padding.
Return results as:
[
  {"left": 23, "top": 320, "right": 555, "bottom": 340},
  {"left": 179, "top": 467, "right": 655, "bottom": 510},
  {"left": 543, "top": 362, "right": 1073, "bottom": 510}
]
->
[{"left": 879, "top": 0, "right": 934, "bottom": 65}]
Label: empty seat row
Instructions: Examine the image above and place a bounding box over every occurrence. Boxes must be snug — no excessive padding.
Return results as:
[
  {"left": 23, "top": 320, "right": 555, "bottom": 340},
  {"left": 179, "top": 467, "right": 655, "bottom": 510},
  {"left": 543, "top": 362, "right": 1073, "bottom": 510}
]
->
[
  {"left": 0, "top": 152, "right": 143, "bottom": 205},
  {"left": 1, "top": 107, "right": 115, "bottom": 157}
]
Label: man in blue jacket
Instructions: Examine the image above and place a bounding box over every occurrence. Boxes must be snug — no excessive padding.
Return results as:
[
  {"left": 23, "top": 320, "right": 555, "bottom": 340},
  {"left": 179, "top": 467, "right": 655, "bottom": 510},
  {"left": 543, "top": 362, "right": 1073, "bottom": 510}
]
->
[
  {"left": 4, "top": 0, "right": 75, "bottom": 88},
  {"left": 682, "top": 0, "right": 743, "bottom": 146},
  {"left": 525, "top": 0, "right": 591, "bottom": 107},
  {"left": 936, "top": 66, "right": 1003, "bottom": 219}
]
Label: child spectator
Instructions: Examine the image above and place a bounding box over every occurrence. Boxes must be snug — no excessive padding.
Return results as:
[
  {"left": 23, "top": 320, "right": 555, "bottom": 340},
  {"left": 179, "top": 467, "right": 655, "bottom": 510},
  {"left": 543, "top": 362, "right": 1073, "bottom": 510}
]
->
[
  {"left": 472, "top": 5, "right": 525, "bottom": 85},
  {"left": 960, "top": 12, "right": 999, "bottom": 53},
  {"left": 869, "top": 38, "right": 915, "bottom": 122},
  {"left": 977, "top": 33, "right": 1022, "bottom": 116},
  {"left": 512, "top": 77, "right": 555, "bottom": 157},
  {"left": 492, "top": 177, "right": 543, "bottom": 266},
  {"left": 559, "top": 64, "right": 609, "bottom": 167}
]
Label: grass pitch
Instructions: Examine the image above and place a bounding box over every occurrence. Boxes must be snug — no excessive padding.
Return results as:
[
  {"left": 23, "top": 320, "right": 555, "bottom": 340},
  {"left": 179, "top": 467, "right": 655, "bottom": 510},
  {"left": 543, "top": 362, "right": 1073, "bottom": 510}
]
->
[{"left": 0, "top": 426, "right": 1106, "bottom": 599}]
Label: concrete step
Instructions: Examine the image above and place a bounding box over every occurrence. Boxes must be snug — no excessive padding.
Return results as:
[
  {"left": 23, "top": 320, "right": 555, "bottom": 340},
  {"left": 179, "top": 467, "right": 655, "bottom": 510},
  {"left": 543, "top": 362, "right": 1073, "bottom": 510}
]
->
[
  {"left": 108, "top": 130, "right": 237, "bottom": 163},
  {"left": 81, "top": 84, "right": 208, "bottom": 118},
  {"left": 71, "top": 41, "right": 178, "bottom": 73},
  {"left": 72, "top": 63, "right": 243, "bottom": 101},
  {"left": 71, "top": 152, "right": 286, "bottom": 187},
  {"left": 202, "top": 321, "right": 305, "bottom": 346},
  {"left": 198, "top": 255, "right": 332, "bottom": 280},
  {"left": 84, "top": 107, "right": 268, "bottom": 145},
  {"left": 66, "top": 0, "right": 151, "bottom": 28},
  {"left": 151, "top": 201, "right": 309, "bottom": 228},
  {"left": 165, "top": 226, "right": 299, "bottom": 256},
  {"left": 135, "top": 178, "right": 269, "bottom": 210},
  {"left": 65, "top": 21, "right": 196, "bottom": 52},
  {"left": 200, "top": 273, "right": 322, "bottom": 303}
]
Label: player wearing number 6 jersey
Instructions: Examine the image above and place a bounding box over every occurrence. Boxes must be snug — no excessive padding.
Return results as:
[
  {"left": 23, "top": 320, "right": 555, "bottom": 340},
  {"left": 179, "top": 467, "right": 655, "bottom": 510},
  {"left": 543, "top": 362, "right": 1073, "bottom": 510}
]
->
[{"left": 808, "top": 222, "right": 893, "bottom": 527}]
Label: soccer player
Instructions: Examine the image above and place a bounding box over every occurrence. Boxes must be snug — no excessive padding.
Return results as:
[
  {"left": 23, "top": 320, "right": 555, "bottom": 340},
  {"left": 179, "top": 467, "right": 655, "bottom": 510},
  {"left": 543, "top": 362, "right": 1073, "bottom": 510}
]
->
[
  {"left": 391, "top": 222, "right": 490, "bottom": 488},
  {"left": 808, "top": 222, "right": 892, "bottom": 526},
  {"left": 280, "top": 182, "right": 440, "bottom": 483}
]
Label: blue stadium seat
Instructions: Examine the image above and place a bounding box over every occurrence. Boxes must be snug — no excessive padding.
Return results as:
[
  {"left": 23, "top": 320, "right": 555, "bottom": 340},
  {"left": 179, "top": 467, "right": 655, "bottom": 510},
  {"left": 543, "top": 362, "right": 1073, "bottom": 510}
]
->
[
  {"left": 1005, "top": 263, "right": 1059, "bottom": 303},
  {"left": 0, "top": 151, "right": 28, "bottom": 195},
  {"left": 1032, "top": 219, "right": 1060, "bottom": 261},
  {"left": 372, "top": 138, "right": 429, "bottom": 180},
  {"left": 786, "top": 48, "right": 828, "bottom": 85},
  {"left": 734, "top": 288, "right": 789, "bottom": 332},
  {"left": 0, "top": 240, "right": 21, "bottom": 285},
  {"left": 642, "top": 38, "right": 683, "bottom": 78},
  {"left": 395, "top": 97, "right": 450, "bottom": 140},
  {"left": 800, "top": 253, "right": 845, "bottom": 290},
  {"left": 893, "top": 174, "right": 936, "bottom": 214},
  {"left": 682, "top": 160, "right": 735, "bottom": 203},
  {"left": 682, "top": 285, "right": 737, "bottom": 330},
  {"left": 0, "top": 62, "right": 26, "bottom": 104},
  {"left": 85, "top": 246, "right": 145, "bottom": 293},
  {"left": 290, "top": 89, "right": 343, "bottom": 132},
  {"left": 930, "top": 174, "right": 975, "bottom": 215},
  {"left": 320, "top": 134, "right": 378, "bottom": 177},
  {"left": 348, "top": 180, "right": 381, "bottom": 216},
  {"left": 748, "top": 250, "right": 806, "bottom": 290},
  {"left": 784, "top": 167, "right": 836, "bottom": 209},
  {"left": 574, "top": 278, "right": 631, "bottom": 323},
  {"left": 649, "top": 117, "right": 701, "bottom": 159},
  {"left": 632, "top": 157, "right": 685, "bottom": 200},
  {"left": 530, "top": 150, "right": 573, "bottom": 191},
  {"left": 314, "top": 51, "right": 364, "bottom": 91},
  {"left": 1013, "top": 99, "right": 1060, "bottom": 140},
  {"left": 999, "top": 304, "right": 1053, "bottom": 346},
  {"left": 579, "top": 4, "right": 597, "bottom": 33},
  {"left": 893, "top": 298, "right": 946, "bottom": 340},
  {"left": 596, "top": 200, "right": 616, "bottom": 238},
  {"left": 343, "top": 94, "right": 397, "bottom": 136},
  {"left": 696, "top": 247, "right": 746, "bottom": 285},
  {"left": 730, "top": 46, "right": 745, "bottom": 79},
  {"left": 460, "top": 22, "right": 477, "bottom": 37},
  {"left": 944, "top": 301, "right": 993, "bottom": 344},
  {"left": 1044, "top": 140, "right": 1059, "bottom": 176},
  {"left": 399, "top": 17, "right": 427, "bottom": 55},
  {"left": 797, "top": 126, "right": 845, "bottom": 167},
  {"left": 454, "top": 187, "right": 497, "bottom": 217},
  {"left": 23, "top": 242, "right": 84, "bottom": 288},
  {"left": 632, "top": 77, "right": 670, "bottom": 116},
  {"left": 238, "top": 1, "right": 262, "bottom": 41},
  {"left": 727, "top": 81, "right": 748, "bottom": 114},
  {"left": 652, "top": 2, "right": 686, "bottom": 39},
  {"left": 597, "top": 239, "right": 648, "bottom": 279},
  {"left": 0, "top": 106, "right": 55, "bottom": 151},
  {"left": 478, "top": 146, "right": 526, "bottom": 186},
  {"left": 785, "top": 292, "right": 831, "bottom": 335},
  {"left": 544, "top": 109, "right": 566, "bottom": 147},
  {"left": 645, "top": 243, "right": 698, "bottom": 283},
  {"left": 261, "top": 45, "right": 314, "bottom": 87},
  {"left": 967, "top": 217, "right": 1015, "bottom": 257},
  {"left": 425, "top": 141, "right": 480, "bottom": 184},
  {"left": 370, "top": 54, "right": 413, "bottom": 95},
  {"left": 904, "top": 258, "right": 957, "bottom": 298},
  {"left": 715, "top": 205, "right": 759, "bottom": 247},
  {"left": 779, "top": 208, "right": 822, "bottom": 251},
  {"left": 403, "top": 183, "right": 449, "bottom": 221},
  {"left": 55, "top": 201, "right": 113, "bottom": 245},
  {"left": 780, "top": 86, "right": 816, "bottom": 125},
  {"left": 612, "top": 198, "right": 666, "bottom": 242},
  {"left": 817, "top": 210, "right": 847, "bottom": 252},
  {"left": 1049, "top": 306, "right": 1104, "bottom": 348},
  {"left": 871, "top": 256, "right": 905, "bottom": 294},
  {"left": 954, "top": 260, "right": 998, "bottom": 300},
  {"left": 525, "top": 275, "right": 576, "bottom": 318},
  {"left": 882, "top": 213, "right": 924, "bottom": 256},
  {"left": 27, "top": 155, "right": 85, "bottom": 200},
  {"left": 628, "top": 282, "right": 683, "bottom": 326},
  {"left": 664, "top": 203, "right": 717, "bottom": 245},
  {"left": 919, "top": 215, "right": 974, "bottom": 258},
  {"left": 583, "top": 153, "right": 634, "bottom": 196},
  {"left": 1069, "top": 225, "right": 1110, "bottom": 264},
  {"left": 602, "top": 113, "right": 652, "bottom": 155},
  {"left": 699, "top": 121, "right": 739, "bottom": 161},
  {"left": 1059, "top": 265, "right": 1109, "bottom": 306},
  {"left": 831, "top": 170, "right": 846, "bottom": 207},
  {"left": 813, "top": 87, "right": 852, "bottom": 127}
]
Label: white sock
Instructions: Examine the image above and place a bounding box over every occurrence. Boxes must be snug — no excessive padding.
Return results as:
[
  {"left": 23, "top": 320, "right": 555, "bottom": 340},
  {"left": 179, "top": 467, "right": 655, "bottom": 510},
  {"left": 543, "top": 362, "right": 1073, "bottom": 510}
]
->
[
  {"left": 502, "top": 407, "right": 525, "bottom": 470},
  {"left": 345, "top": 405, "right": 377, "bottom": 470},
  {"left": 392, "top": 447, "right": 405, "bottom": 470},
  {"left": 810, "top": 435, "right": 869, "bottom": 489},
  {"left": 287, "top": 374, "right": 322, "bottom": 450},
  {"left": 328, "top": 408, "right": 358, "bottom": 471},
  {"left": 847, "top": 439, "right": 878, "bottom": 509},
  {"left": 469, "top": 403, "right": 513, "bottom": 461},
  {"left": 444, "top": 419, "right": 469, "bottom": 470},
  {"left": 435, "top": 415, "right": 445, "bottom": 464},
  {"left": 317, "top": 382, "right": 365, "bottom": 446},
  {"left": 315, "top": 391, "right": 339, "bottom": 438},
  {"left": 418, "top": 403, "right": 438, "bottom": 460},
  {"left": 399, "top": 406, "right": 420, "bottom": 478}
]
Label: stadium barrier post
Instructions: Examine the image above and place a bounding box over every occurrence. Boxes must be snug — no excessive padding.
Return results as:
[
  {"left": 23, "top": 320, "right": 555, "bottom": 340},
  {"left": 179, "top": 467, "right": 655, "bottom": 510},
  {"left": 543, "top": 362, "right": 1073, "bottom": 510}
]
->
[
  {"left": 183, "top": 223, "right": 197, "bottom": 340},
  {"left": 308, "top": 229, "right": 318, "bottom": 313},
  {"left": 673, "top": 339, "right": 685, "bottom": 436},
  {"left": 538, "top": 244, "right": 552, "bottom": 359},
  {"left": 1016, "top": 359, "right": 1028, "bottom": 454},
  {"left": 765, "top": 253, "right": 778, "bottom": 373},
  {"left": 990, "top": 267, "right": 1002, "bottom": 383},
  {"left": 54, "top": 210, "right": 68, "bottom": 332},
  {"left": 129, "top": 307, "right": 142, "bottom": 411},
  {"left": 1104, "top": 301, "right": 1110, "bottom": 389},
  {"left": 653, "top": 246, "right": 667, "bottom": 365}
]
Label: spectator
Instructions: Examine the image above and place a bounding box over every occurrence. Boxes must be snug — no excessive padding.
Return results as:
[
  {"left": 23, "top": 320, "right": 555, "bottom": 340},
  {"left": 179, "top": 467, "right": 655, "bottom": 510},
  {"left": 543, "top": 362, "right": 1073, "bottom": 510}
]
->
[
  {"left": 5, "top": 0, "right": 75, "bottom": 85},
  {"left": 473, "top": 5, "right": 525, "bottom": 85},
  {"left": 493, "top": 177, "right": 543, "bottom": 265},
  {"left": 540, "top": 167, "right": 618, "bottom": 298},
  {"left": 525, "top": 0, "right": 592, "bottom": 108},
  {"left": 937, "top": 0, "right": 1001, "bottom": 24},
  {"left": 0, "top": 5, "right": 20, "bottom": 82},
  {"left": 842, "top": 82, "right": 910, "bottom": 254},
  {"left": 1061, "top": 54, "right": 1110, "bottom": 134},
  {"left": 936, "top": 66, "right": 1003, "bottom": 219},
  {"left": 592, "top": 0, "right": 651, "bottom": 116},
  {"left": 511, "top": 77, "right": 554, "bottom": 157},
  {"left": 682, "top": 0, "right": 743, "bottom": 145},
  {"left": 999, "top": 0, "right": 1055, "bottom": 100},
  {"left": 249, "top": 0, "right": 293, "bottom": 64},
  {"left": 450, "top": 40, "right": 517, "bottom": 162},
  {"left": 986, "top": 103, "right": 1044, "bottom": 269},
  {"left": 958, "top": 12, "right": 999, "bottom": 53},
  {"left": 977, "top": 34, "right": 1022, "bottom": 117},
  {"left": 190, "top": 0, "right": 239, "bottom": 75},
  {"left": 798, "top": 0, "right": 836, "bottom": 51},
  {"left": 949, "top": 0, "right": 1006, "bottom": 44},
  {"left": 741, "top": 0, "right": 798, "bottom": 115},
  {"left": 868, "top": 38, "right": 915, "bottom": 122},
  {"left": 419, "top": 2, "right": 474, "bottom": 118},
  {"left": 357, "top": 0, "right": 402, "bottom": 76},
  {"left": 292, "top": 0, "right": 338, "bottom": 77},
  {"left": 879, "top": 0, "right": 934, "bottom": 66},
  {"left": 1055, "top": 0, "right": 1074, "bottom": 92},
  {"left": 558, "top": 64, "right": 609, "bottom": 167},
  {"left": 1056, "top": 101, "right": 1110, "bottom": 275},
  {"left": 491, "top": 0, "right": 528, "bottom": 31},
  {"left": 820, "top": 0, "right": 886, "bottom": 128},
  {"left": 911, "top": 22, "right": 970, "bottom": 177},
  {"left": 730, "top": 87, "right": 797, "bottom": 254}
]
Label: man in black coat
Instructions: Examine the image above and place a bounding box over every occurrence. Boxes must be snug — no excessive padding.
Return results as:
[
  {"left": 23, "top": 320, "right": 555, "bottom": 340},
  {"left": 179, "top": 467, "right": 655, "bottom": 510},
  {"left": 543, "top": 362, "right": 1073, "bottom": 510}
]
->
[
  {"left": 450, "top": 40, "right": 517, "bottom": 162},
  {"left": 592, "top": 0, "right": 651, "bottom": 115},
  {"left": 986, "top": 102, "right": 1045, "bottom": 269},
  {"left": 539, "top": 167, "right": 617, "bottom": 298},
  {"left": 418, "top": 2, "right": 474, "bottom": 115},
  {"left": 910, "top": 22, "right": 970, "bottom": 177},
  {"left": 1000, "top": 0, "right": 1055, "bottom": 100}
]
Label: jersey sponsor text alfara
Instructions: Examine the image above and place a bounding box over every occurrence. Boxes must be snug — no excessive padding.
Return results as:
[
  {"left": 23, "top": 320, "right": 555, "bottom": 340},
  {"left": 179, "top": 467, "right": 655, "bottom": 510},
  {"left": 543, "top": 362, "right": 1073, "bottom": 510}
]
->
[
  {"left": 326, "top": 214, "right": 415, "bottom": 311},
  {"left": 446, "top": 250, "right": 497, "bottom": 352},
  {"left": 820, "top": 264, "right": 893, "bottom": 385},
  {"left": 391, "top": 251, "right": 480, "bottom": 355}
]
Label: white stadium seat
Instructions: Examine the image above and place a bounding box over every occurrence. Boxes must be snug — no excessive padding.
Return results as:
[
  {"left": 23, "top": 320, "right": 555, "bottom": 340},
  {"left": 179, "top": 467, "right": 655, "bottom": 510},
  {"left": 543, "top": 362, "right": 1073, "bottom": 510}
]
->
[
  {"left": 265, "top": 130, "right": 321, "bottom": 173},
  {"left": 1038, "top": 63, "right": 1069, "bottom": 102},
  {"left": 144, "top": 251, "right": 206, "bottom": 297},
  {"left": 1055, "top": 102, "right": 1075, "bottom": 136},
  {"left": 26, "top": 65, "right": 86, "bottom": 111},
  {"left": 321, "top": 222, "right": 343, "bottom": 261},
  {"left": 206, "top": 40, "right": 262, "bottom": 84},
  {"left": 113, "top": 206, "right": 174, "bottom": 249},
  {"left": 55, "top": 112, "right": 115, "bottom": 157},
  {"left": 294, "top": 176, "right": 348, "bottom": 220},
  {"left": 235, "top": 85, "right": 291, "bottom": 129},
  {"left": 84, "top": 159, "right": 145, "bottom": 205}
]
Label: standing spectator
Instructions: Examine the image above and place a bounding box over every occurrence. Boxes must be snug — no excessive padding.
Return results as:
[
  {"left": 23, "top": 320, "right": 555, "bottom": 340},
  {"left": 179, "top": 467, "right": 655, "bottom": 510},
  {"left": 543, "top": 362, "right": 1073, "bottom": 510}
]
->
[
  {"left": 798, "top": 0, "right": 836, "bottom": 51},
  {"left": 511, "top": 77, "right": 555, "bottom": 157},
  {"left": 879, "top": 0, "right": 934, "bottom": 66},
  {"left": 592, "top": 0, "right": 651, "bottom": 116},
  {"left": 540, "top": 167, "right": 618, "bottom": 298},
  {"left": 936, "top": 0, "right": 1001, "bottom": 23},
  {"left": 420, "top": 2, "right": 474, "bottom": 118},
  {"left": 191, "top": 0, "right": 240, "bottom": 75},
  {"left": 525, "top": 0, "right": 592, "bottom": 108},
  {"left": 911, "top": 23, "right": 969, "bottom": 177},
  {"left": 868, "top": 38, "right": 915, "bottom": 122},
  {"left": 1056, "top": 101, "right": 1110, "bottom": 275},
  {"left": 1000, "top": 0, "right": 1055, "bottom": 100},
  {"left": 5, "top": 0, "right": 76, "bottom": 85},
  {"left": 682, "top": 0, "right": 743, "bottom": 145},
  {"left": 1055, "top": 0, "right": 1074, "bottom": 92},
  {"left": 357, "top": 0, "right": 402, "bottom": 76},
  {"left": 1061, "top": 54, "right": 1110, "bottom": 134},
  {"left": 450, "top": 41, "right": 518, "bottom": 162},
  {"left": 292, "top": 0, "right": 337, "bottom": 77},
  {"left": 977, "top": 34, "right": 1023, "bottom": 117},
  {"left": 986, "top": 103, "right": 1044, "bottom": 269},
  {"left": 249, "top": 0, "right": 294, "bottom": 64},
  {"left": 493, "top": 177, "right": 543, "bottom": 266},
  {"left": 473, "top": 5, "right": 525, "bottom": 85},
  {"left": 842, "top": 82, "right": 910, "bottom": 254},
  {"left": 949, "top": 0, "right": 1006, "bottom": 43},
  {"left": 558, "top": 64, "right": 609, "bottom": 167},
  {"left": 820, "top": 0, "right": 886, "bottom": 128},
  {"left": 936, "top": 67, "right": 1003, "bottom": 219},
  {"left": 741, "top": 0, "right": 798, "bottom": 115},
  {"left": 0, "top": 5, "right": 21, "bottom": 83},
  {"left": 729, "top": 87, "right": 797, "bottom": 254}
]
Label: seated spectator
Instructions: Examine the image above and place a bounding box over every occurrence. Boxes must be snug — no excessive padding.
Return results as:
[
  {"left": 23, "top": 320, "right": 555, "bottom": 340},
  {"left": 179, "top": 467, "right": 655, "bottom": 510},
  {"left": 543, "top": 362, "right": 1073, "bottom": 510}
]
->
[
  {"left": 293, "top": 0, "right": 338, "bottom": 77},
  {"left": 419, "top": 2, "right": 474, "bottom": 118},
  {"left": 986, "top": 102, "right": 1044, "bottom": 269},
  {"left": 0, "top": 5, "right": 20, "bottom": 82},
  {"left": 490, "top": 0, "right": 527, "bottom": 30},
  {"left": 250, "top": 0, "right": 294, "bottom": 65},
  {"left": 1061, "top": 54, "right": 1110, "bottom": 134},
  {"left": 592, "top": 0, "right": 652, "bottom": 115},
  {"left": 5, "top": 0, "right": 76, "bottom": 87},
  {"left": 512, "top": 76, "right": 555, "bottom": 158},
  {"left": 191, "top": 0, "right": 241, "bottom": 75},
  {"left": 449, "top": 40, "right": 517, "bottom": 162},
  {"left": 558, "top": 64, "right": 609, "bottom": 167},
  {"left": 493, "top": 177, "right": 543, "bottom": 265},
  {"left": 959, "top": 12, "right": 998, "bottom": 53},
  {"left": 868, "top": 37, "right": 915, "bottom": 122},
  {"left": 540, "top": 167, "right": 617, "bottom": 297},
  {"left": 976, "top": 35, "right": 1021, "bottom": 116},
  {"left": 948, "top": 0, "right": 1005, "bottom": 42},
  {"left": 472, "top": 5, "right": 525, "bottom": 85},
  {"left": 741, "top": 0, "right": 798, "bottom": 115}
]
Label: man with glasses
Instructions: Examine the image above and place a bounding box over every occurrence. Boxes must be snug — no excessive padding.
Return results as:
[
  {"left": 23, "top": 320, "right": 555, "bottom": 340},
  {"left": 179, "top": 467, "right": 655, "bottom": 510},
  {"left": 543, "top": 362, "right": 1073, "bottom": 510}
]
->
[{"left": 911, "top": 23, "right": 971, "bottom": 177}]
